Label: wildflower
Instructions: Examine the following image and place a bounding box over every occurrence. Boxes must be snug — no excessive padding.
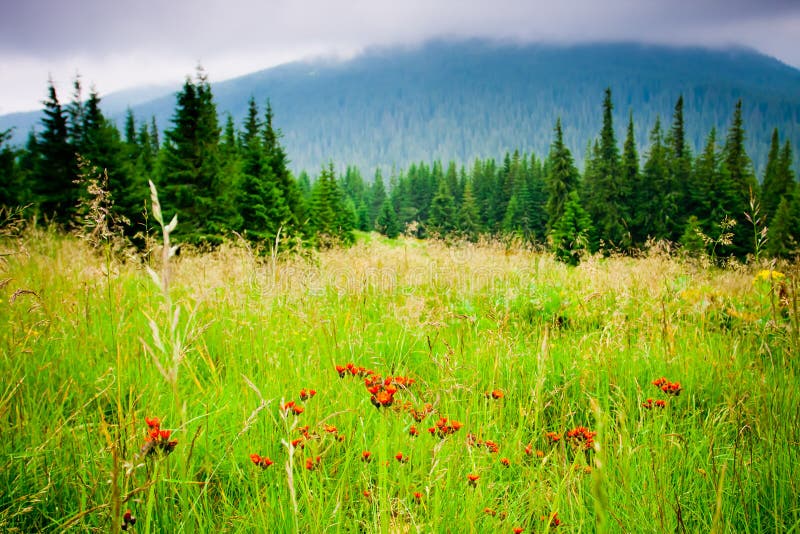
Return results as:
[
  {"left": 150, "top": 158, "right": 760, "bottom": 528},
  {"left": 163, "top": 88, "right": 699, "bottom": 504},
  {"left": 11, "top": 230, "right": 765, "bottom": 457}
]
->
[
  {"left": 395, "top": 452, "right": 408, "bottom": 463},
  {"left": 361, "top": 451, "right": 372, "bottom": 463},
  {"left": 324, "top": 424, "right": 338, "bottom": 434},
  {"left": 371, "top": 389, "right": 395, "bottom": 408},
  {"left": 642, "top": 398, "right": 654, "bottom": 410},
  {"left": 485, "top": 389, "right": 504, "bottom": 399},
  {"left": 500, "top": 457, "right": 510, "bottom": 467},
  {"left": 121, "top": 509, "right": 136, "bottom": 531},
  {"left": 291, "top": 438, "right": 305, "bottom": 449},
  {"left": 363, "top": 489, "right": 371, "bottom": 498},
  {"left": 566, "top": 426, "right": 596, "bottom": 450},
  {"left": 305, "top": 456, "right": 321, "bottom": 471},
  {"left": 335, "top": 365, "right": 347, "bottom": 378},
  {"left": 299, "top": 388, "right": 317, "bottom": 401},
  {"left": 484, "top": 507, "right": 496, "bottom": 516},
  {"left": 536, "top": 450, "right": 544, "bottom": 458},
  {"left": 546, "top": 431, "right": 561, "bottom": 444},
  {"left": 140, "top": 417, "right": 177, "bottom": 457},
  {"left": 655, "top": 399, "right": 666, "bottom": 408},
  {"left": 754, "top": 269, "right": 785, "bottom": 284},
  {"left": 250, "top": 453, "right": 274, "bottom": 469},
  {"left": 467, "top": 473, "right": 480, "bottom": 486},
  {"left": 409, "top": 425, "right": 419, "bottom": 437},
  {"left": 524, "top": 443, "right": 533, "bottom": 455},
  {"left": 513, "top": 528, "right": 524, "bottom": 534},
  {"left": 413, "top": 491, "right": 422, "bottom": 502},
  {"left": 583, "top": 466, "right": 592, "bottom": 474}
]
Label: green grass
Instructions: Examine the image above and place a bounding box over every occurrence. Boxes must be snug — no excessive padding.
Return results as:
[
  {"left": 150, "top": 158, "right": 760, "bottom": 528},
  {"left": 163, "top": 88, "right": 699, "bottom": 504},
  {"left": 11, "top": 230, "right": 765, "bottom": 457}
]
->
[{"left": 0, "top": 229, "right": 798, "bottom": 533}]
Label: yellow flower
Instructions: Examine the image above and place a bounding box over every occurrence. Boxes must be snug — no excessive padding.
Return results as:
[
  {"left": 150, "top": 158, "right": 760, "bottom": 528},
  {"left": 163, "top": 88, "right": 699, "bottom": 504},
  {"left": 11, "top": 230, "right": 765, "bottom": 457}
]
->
[{"left": 754, "top": 270, "right": 785, "bottom": 284}]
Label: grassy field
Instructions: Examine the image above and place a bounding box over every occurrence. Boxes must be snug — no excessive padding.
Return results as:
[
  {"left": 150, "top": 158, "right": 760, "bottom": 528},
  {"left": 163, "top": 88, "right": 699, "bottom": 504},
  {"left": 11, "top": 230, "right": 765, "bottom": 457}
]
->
[{"left": 0, "top": 226, "right": 798, "bottom": 533}]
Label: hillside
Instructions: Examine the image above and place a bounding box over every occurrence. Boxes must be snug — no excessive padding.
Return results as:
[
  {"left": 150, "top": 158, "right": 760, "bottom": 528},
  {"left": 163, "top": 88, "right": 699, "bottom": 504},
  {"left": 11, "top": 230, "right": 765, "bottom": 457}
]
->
[{"left": 3, "top": 39, "right": 800, "bottom": 175}]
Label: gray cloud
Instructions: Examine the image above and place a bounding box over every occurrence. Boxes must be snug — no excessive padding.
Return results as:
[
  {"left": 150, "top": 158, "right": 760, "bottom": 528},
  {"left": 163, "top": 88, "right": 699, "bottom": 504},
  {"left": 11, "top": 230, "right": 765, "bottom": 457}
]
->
[{"left": 1, "top": 0, "right": 799, "bottom": 113}]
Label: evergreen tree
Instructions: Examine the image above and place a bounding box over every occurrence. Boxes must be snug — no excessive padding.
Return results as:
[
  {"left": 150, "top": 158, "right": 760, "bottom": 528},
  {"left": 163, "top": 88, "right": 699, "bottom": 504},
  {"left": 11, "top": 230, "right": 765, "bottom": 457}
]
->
[
  {"left": 637, "top": 117, "right": 669, "bottom": 243},
  {"left": 263, "top": 101, "right": 303, "bottom": 233},
  {"left": 237, "top": 97, "right": 289, "bottom": 244},
  {"left": 310, "top": 163, "right": 354, "bottom": 246},
  {"left": 375, "top": 198, "right": 400, "bottom": 238},
  {"left": 0, "top": 129, "right": 24, "bottom": 207},
  {"left": 722, "top": 100, "right": 758, "bottom": 256},
  {"left": 545, "top": 118, "right": 579, "bottom": 232},
  {"left": 761, "top": 130, "right": 794, "bottom": 222},
  {"left": 551, "top": 190, "right": 594, "bottom": 266},
  {"left": 369, "top": 168, "right": 387, "bottom": 228},
  {"left": 766, "top": 187, "right": 800, "bottom": 258},
  {"left": 33, "top": 80, "right": 78, "bottom": 223},
  {"left": 160, "top": 69, "right": 227, "bottom": 244},
  {"left": 620, "top": 113, "right": 640, "bottom": 247},
  {"left": 665, "top": 96, "right": 692, "bottom": 239},
  {"left": 428, "top": 175, "right": 457, "bottom": 236},
  {"left": 457, "top": 179, "right": 481, "bottom": 241},
  {"left": 680, "top": 215, "right": 707, "bottom": 257},
  {"left": 583, "top": 89, "right": 626, "bottom": 250}
]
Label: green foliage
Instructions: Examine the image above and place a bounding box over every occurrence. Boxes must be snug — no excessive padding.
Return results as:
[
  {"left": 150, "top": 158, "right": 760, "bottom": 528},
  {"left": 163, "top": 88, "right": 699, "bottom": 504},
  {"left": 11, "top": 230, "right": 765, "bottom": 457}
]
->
[
  {"left": 545, "top": 118, "right": 579, "bottom": 233},
  {"left": 766, "top": 187, "right": 800, "bottom": 258},
  {"left": 550, "top": 190, "right": 594, "bottom": 265},
  {"left": 310, "top": 163, "right": 355, "bottom": 246},
  {"left": 375, "top": 197, "right": 400, "bottom": 238},
  {"left": 427, "top": 176, "right": 457, "bottom": 237}
]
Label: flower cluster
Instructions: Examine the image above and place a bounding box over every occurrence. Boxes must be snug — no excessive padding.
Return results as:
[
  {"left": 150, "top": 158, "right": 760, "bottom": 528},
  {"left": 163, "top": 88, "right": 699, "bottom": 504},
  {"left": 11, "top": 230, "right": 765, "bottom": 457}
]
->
[
  {"left": 121, "top": 510, "right": 136, "bottom": 531},
  {"left": 652, "top": 377, "right": 682, "bottom": 396},
  {"left": 336, "top": 362, "right": 375, "bottom": 378},
  {"left": 405, "top": 402, "right": 434, "bottom": 422},
  {"left": 565, "top": 426, "right": 596, "bottom": 450},
  {"left": 642, "top": 398, "right": 666, "bottom": 410},
  {"left": 249, "top": 453, "right": 274, "bottom": 469},
  {"left": 545, "top": 431, "right": 562, "bottom": 444},
  {"left": 290, "top": 425, "right": 318, "bottom": 449},
  {"left": 468, "top": 435, "right": 500, "bottom": 453},
  {"left": 754, "top": 269, "right": 785, "bottom": 284},
  {"left": 299, "top": 388, "right": 317, "bottom": 401},
  {"left": 428, "top": 417, "right": 463, "bottom": 438},
  {"left": 485, "top": 389, "right": 504, "bottom": 399},
  {"left": 305, "top": 456, "right": 321, "bottom": 471},
  {"left": 281, "top": 401, "right": 305, "bottom": 415},
  {"left": 394, "top": 452, "right": 409, "bottom": 463},
  {"left": 467, "top": 473, "right": 480, "bottom": 486},
  {"left": 140, "top": 417, "right": 177, "bottom": 457}
]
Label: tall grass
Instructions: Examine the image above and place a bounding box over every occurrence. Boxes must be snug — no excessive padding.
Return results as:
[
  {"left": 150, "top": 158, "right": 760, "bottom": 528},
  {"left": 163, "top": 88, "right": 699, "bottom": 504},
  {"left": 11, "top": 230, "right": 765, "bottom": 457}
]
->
[{"left": 0, "top": 227, "right": 797, "bottom": 532}]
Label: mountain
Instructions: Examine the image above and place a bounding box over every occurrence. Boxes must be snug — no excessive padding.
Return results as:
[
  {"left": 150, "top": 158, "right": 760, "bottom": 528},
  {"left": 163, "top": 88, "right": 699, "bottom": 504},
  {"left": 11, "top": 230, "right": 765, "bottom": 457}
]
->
[{"left": 3, "top": 39, "right": 800, "bottom": 176}]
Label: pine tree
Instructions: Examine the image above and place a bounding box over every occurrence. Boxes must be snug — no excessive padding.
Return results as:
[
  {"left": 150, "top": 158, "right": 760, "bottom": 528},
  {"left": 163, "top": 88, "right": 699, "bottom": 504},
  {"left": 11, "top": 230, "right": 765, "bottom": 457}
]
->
[
  {"left": 375, "top": 198, "right": 400, "bottom": 238},
  {"left": 33, "top": 80, "right": 78, "bottom": 223},
  {"left": 369, "top": 168, "right": 387, "bottom": 228},
  {"left": 761, "top": 130, "right": 795, "bottom": 223},
  {"left": 545, "top": 119, "right": 579, "bottom": 233},
  {"left": 237, "top": 97, "right": 290, "bottom": 245},
  {"left": 457, "top": 179, "right": 481, "bottom": 241},
  {"left": 766, "top": 187, "right": 800, "bottom": 258},
  {"left": 722, "top": 100, "right": 758, "bottom": 257},
  {"left": 583, "top": 89, "right": 626, "bottom": 250},
  {"left": 637, "top": 117, "right": 668, "bottom": 243},
  {"left": 551, "top": 190, "right": 594, "bottom": 266},
  {"left": 0, "top": 129, "right": 24, "bottom": 207},
  {"left": 263, "top": 101, "right": 303, "bottom": 233},
  {"left": 310, "top": 163, "right": 354, "bottom": 246},
  {"left": 160, "top": 69, "right": 226, "bottom": 244},
  {"left": 665, "top": 96, "right": 692, "bottom": 240},
  {"left": 428, "top": 175, "right": 457, "bottom": 236},
  {"left": 620, "top": 113, "right": 640, "bottom": 247}
]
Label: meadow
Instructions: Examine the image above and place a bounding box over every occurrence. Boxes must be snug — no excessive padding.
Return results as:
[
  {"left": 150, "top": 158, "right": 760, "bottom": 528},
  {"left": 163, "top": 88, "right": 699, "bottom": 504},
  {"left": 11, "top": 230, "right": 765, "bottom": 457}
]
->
[{"left": 0, "top": 220, "right": 798, "bottom": 532}]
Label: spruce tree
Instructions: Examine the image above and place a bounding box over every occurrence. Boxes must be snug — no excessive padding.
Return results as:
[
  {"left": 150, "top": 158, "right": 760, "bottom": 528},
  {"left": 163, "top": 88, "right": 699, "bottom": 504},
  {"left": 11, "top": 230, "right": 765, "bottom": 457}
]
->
[
  {"left": 583, "top": 89, "right": 626, "bottom": 250},
  {"left": 263, "top": 101, "right": 303, "bottom": 233},
  {"left": 722, "top": 100, "right": 758, "bottom": 256},
  {"left": 766, "top": 187, "right": 800, "bottom": 258},
  {"left": 33, "top": 80, "right": 78, "bottom": 224},
  {"left": 457, "top": 179, "right": 481, "bottom": 241},
  {"left": 428, "top": 176, "right": 457, "bottom": 236},
  {"left": 545, "top": 119, "right": 579, "bottom": 233},
  {"left": 160, "top": 69, "right": 226, "bottom": 244},
  {"left": 375, "top": 198, "right": 400, "bottom": 238},
  {"left": 551, "top": 190, "right": 594, "bottom": 266},
  {"left": 637, "top": 117, "right": 668, "bottom": 243},
  {"left": 621, "top": 113, "right": 640, "bottom": 247},
  {"left": 0, "top": 129, "right": 23, "bottom": 207},
  {"left": 761, "top": 132, "right": 795, "bottom": 224}
]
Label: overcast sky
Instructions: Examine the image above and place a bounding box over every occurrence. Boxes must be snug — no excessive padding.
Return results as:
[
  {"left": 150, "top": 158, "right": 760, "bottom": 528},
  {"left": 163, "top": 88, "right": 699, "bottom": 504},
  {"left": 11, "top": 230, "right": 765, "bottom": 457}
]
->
[{"left": 1, "top": 0, "right": 799, "bottom": 115}]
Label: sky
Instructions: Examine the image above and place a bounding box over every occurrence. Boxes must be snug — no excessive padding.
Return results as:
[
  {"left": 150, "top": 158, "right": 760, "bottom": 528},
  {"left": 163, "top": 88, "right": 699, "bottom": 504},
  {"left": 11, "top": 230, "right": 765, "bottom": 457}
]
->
[{"left": 1, "top": 0, "right": 799, "bottom": 115}]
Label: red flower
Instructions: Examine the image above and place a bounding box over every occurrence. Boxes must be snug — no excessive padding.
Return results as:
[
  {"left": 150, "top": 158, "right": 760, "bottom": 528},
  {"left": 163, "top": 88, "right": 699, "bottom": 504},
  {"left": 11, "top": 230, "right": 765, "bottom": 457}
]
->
[
  {"left": 250, "top": 453, "right": 274, "bottom": 469},
  {"left": 546, "top": 431, "right": 561, "bottom": 443},
  {"left": 513, "top": 528, "right": 524, "bottom": 534},
  {"left": 305, "top": 456, "right": 321, "bottom": 470},
  {"left": 655, "top": 399, "right": 666, "bottom": 408},
  {"left": 299, "top": 388, "right": 317, "bottom": 401},
  {"left": 541, "top": 512, "right": 561, "bottom": 527},
  {"left": 363, "top": 489, "right": 371, "bottom": 498},
  {"left": 409, "top": 425, "right": 419, "bottom": 437},
  {"left": 335, "top": 365, "right": 347, "bottom": 377},
  {"left": 484, "top": 440, "right": 499, "bottom": 454},
  {"left": 141, "top": 419, "right": 177, "bottom": 457},
  {"left": 395, "top": 452, "right": 408, "bottom": 463},
  {"left": 145, "top": 417, "right": 160, "bottom": 429},
  {"left": 467, "top": 473, "right": 479, "bottom": 486},
  {"left": 484, "top": 507, "right": 496, "bottom": 516},
  {"left": 487, "top": 389, "right": 504, "bottom": 399},
  {"left": 121, "top": 509, "right": 136, "bottom": 531},
  {"left": 413, "top": 491, "right": 422, "bottom": 501},
  {"left": 361, "top": 451, "right": 372, "bottom": 463},
  {"left": 324, "top": 424, "right": 338, "bottom": 434},
  {"left": 500, "top": 457, "right": 510, "bottom": 467}
]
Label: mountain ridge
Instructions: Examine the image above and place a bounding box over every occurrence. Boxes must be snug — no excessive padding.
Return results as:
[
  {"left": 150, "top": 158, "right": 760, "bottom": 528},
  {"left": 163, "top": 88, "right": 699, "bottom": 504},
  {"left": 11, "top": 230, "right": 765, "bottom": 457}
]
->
[{"left": 2, "top": 39, "right": 799, "bottom": 175}]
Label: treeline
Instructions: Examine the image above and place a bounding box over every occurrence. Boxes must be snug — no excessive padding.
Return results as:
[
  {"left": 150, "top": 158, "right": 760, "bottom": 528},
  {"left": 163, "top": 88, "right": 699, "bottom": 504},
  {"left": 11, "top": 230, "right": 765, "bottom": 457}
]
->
[{"left": 1, "top": 73, "right": 798, "bottom": 261}]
